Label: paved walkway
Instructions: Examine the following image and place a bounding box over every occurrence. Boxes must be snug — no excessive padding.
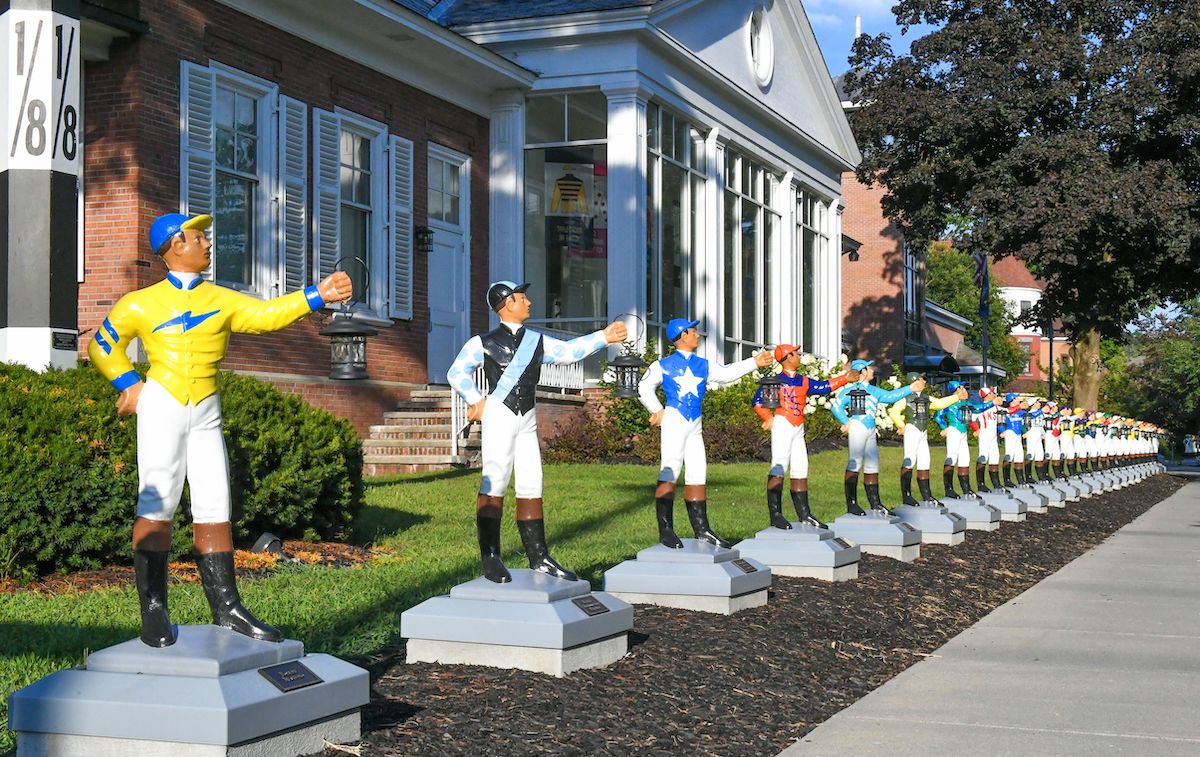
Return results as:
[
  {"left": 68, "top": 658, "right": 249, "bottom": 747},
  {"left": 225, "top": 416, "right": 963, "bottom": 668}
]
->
[{"left": 784, "top": 478, "right": 1200, "bottom": 757}]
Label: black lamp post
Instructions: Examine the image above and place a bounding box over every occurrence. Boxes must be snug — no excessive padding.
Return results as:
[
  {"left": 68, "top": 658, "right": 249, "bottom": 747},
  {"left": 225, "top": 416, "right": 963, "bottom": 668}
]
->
[
  {"left": 611, "top": 351, "right": 646, "bottom": 398},
  {"left": 321, "top": 256, "right": 377, "bottom": 380},
  {"left": 957, "top": 401, "right": 974, "bottom": 427},
  {"left": 757, "top": 372, "right": 783, "bottom": 410}
]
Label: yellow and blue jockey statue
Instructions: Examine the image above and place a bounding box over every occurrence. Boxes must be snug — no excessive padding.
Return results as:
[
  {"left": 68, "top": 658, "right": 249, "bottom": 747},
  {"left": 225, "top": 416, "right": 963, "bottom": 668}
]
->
[{"left": 88, "top": 212, "right": 353, "bottom": 647}]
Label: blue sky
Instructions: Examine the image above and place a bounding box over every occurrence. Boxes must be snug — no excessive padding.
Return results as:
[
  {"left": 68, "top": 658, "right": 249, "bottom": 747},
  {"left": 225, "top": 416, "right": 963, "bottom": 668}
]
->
[{"left": 802, "top": 0, "right": 939, "bottom": 76}]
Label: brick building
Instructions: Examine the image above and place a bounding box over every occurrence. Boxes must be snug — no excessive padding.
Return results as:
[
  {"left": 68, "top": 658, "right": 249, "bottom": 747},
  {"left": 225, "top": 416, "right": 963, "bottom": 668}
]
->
[
  {"left": 4, "top": 0, "right": 861, "bottom": 469},
  {"left": 992, "top": 256, "right": 1070, "bottom": 390}
]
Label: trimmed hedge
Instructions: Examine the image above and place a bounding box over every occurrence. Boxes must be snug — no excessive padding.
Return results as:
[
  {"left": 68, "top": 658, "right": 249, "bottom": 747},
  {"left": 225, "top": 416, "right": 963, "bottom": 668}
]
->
[{"left": 0, "top": 362, "right": 363, "bottom": 578}]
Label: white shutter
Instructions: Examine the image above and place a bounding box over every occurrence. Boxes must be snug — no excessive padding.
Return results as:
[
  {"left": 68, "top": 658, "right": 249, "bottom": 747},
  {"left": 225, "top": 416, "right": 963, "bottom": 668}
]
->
[
  {"left": 389, "top": 134, "right": 414, "bottom": 320},
  {"left": 180, "top": 62, "right": 215, "bottom": 278},
  {"left": 312, "top": 109, "right": 341, "bottom": 283},
  {"left": 278, "top": 96, "right": 308, "bottom": 292}
]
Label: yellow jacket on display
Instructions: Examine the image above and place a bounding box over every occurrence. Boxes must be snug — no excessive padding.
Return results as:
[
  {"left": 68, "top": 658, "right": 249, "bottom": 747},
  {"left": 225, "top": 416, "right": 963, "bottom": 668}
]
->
[{"left": 87, "top": 273, "right": 324, "bottom": 405}]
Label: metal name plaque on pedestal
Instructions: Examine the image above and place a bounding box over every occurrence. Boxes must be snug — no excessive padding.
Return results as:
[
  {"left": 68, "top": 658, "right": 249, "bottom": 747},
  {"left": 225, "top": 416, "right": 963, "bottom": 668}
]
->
[
  {"left": 571, "top": 595, "right": 610, "bottom": 616},
  {"left": 731, "top": 559, "right": 758, "bottom": 573},
  {"left": 259, "top": 660, "right": 324, "bottom": 693}
]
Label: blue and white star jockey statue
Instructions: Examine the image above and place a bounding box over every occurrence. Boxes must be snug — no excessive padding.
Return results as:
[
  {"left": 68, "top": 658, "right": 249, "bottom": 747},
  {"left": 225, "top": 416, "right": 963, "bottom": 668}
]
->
[
  {"left": 88, "top": 212, "right": 353, "bottom": 647},
  {"left": 447, "top": 281, "right": 627, "bottom": 583},
  {"left": 831, "top": 360, "right": 926, "bottom": 515},
  {"left": 638, "top": 318, "right": 773, "bottom": 548}
]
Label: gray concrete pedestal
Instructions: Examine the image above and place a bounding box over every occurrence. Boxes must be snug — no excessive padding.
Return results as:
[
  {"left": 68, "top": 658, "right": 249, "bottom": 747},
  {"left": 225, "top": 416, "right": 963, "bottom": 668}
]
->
[
  {"left": 941, "top": 496, "right": 1002, "bottom": 531},
  {"left": 8, "top": 626, "right": 368, "bottom": 756},
  {"left": 1011, "top": 486, "right": 1048, "bottom": 513},
  {"left": 734, "top": 524, "right": 861, "bottom": 581},
  {"left": 892, "top": 503, "right": 967, "bottom": 545},
  {"left": 829, "top": 512, "right": 921, "bottom": 562},
  {"left": 604, "top": 539, "right": 772, "bottom": 614},
  {"left": 974, "top": 490, "right": 1028, "bottom": 521},
  {"left": 401, "top": 569, "right": 634, "bottom": 676},
  {"left": 1030, "top": 481, "right": 1067, "bottom": 507}
]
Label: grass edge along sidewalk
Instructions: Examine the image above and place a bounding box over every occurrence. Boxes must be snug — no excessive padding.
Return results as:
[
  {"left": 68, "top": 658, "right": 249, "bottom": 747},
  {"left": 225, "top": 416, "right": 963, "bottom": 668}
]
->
[{"left": 0, "top": 448, "right": 1172, "bottom": 752}]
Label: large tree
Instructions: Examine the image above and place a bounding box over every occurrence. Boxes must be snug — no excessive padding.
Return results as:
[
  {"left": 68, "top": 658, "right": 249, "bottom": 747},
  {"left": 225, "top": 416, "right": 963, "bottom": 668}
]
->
[{"left": 847, "top": 0, "right": 1200, "bottom": 409}]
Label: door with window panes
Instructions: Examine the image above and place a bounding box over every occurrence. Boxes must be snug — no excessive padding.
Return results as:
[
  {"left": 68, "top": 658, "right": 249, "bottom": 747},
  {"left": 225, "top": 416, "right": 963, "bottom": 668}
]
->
[{"left": 426, "top": 147, "right": 470, "bottom": 383}]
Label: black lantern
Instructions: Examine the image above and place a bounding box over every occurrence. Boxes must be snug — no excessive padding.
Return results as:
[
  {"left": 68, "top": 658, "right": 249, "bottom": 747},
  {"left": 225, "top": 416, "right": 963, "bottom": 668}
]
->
[
  {"left": 957, "top": 401, "right": 973, "bottom": 426},
  {"left": 321, "top": 315, "right": 377, "bottom": 380},
  {"left": 757, "top": 372, "right": 784, "bottom": 409},
  {"left": 611, "top": 351, "right": 646, "bottom": 398},
  {"left": 996, "top": 406, "right": 1009, "bottom": 428},
  {"left": 414, "top": 225, "right": 435, "bottom": 256},
  {"left": 321, "top": 256, "right": 377, "bottom": 380},
  {"left": 848, "top": 387, "right": 869, "bottom": 416},
  {"left": 911, "top": 393, "right": 931, "bottom": 426}
]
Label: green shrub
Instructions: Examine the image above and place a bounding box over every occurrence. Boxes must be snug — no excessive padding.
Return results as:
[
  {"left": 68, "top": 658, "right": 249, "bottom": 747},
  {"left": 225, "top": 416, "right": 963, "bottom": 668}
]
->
[{"left": 0, "top": 362, "right": 363, "bottom": 576}]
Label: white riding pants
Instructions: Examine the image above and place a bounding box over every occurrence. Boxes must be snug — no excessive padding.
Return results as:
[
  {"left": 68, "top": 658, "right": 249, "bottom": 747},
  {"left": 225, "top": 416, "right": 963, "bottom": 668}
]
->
[
  {"left": 770, "top": 420, "right": 809, "bottom": 479},
  {"left": 479, "top": 401, "right": 543, "bottom": 498},
  {"left": 136, "top": 379, "right": 231, "bottom": 523},
  {"left": 660, "top": 408, "right": 707, "bottom": 485},
  {"left": 976, "top": 430, "right": 1000, "bottom": 465},
  {"left": 846, "top": 419, "right": 880, "bottom": 475},
  {"left": 944, "top": 427, "right": 971, "bottom": 468},
  {"left": 1002, "top": 430, "right": 1024, "bottom": 463},
  {"left": 1026, "top": 428, "right": 1045, "bottom": 462},
  {"left": 902, "top": 424, "right": 931, "bottom": 471}
]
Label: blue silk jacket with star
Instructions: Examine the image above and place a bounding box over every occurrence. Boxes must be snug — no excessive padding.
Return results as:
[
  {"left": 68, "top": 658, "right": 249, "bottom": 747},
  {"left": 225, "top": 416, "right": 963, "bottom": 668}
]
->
[
  {"left": 659, "top": 351, "right": 709, "bottom": 421},
  {"left": 87, "top": 273, "right": 324, "bottom": 405}
]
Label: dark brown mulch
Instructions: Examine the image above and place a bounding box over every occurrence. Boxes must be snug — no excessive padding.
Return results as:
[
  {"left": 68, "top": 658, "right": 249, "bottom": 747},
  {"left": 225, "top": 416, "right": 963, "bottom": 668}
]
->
[
  {"left": 338, "top": 474, "right": 1183, "bottom": 757},
  {"left": 0, "top": 541, "right": 373, "bottom": 594}
]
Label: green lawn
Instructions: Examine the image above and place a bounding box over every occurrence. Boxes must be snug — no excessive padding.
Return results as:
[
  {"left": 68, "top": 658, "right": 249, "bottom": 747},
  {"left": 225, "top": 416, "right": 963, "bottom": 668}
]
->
[{"left": 0, "top": 446, "right": 908, "bottom": 752}]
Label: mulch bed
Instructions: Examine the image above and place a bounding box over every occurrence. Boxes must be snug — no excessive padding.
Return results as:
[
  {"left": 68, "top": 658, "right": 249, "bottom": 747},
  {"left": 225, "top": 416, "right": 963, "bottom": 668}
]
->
[
  {"left": 335, "top": 473, "right": 1184, "bottom": 757},
  {"left": 0, "top": 541, "right": 373, "bottom": 594}
]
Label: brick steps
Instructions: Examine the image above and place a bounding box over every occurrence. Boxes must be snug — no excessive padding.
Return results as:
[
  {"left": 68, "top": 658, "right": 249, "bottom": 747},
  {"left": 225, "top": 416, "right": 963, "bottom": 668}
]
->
[{"left": 364, "top": 388, "right": 479, "bottom": 474}]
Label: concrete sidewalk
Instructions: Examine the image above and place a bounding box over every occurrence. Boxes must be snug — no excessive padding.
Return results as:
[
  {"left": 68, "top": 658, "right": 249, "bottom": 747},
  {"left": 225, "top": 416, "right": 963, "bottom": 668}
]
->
[{"left": 784, "top": 478, "right": 1200, "bottom": 757}]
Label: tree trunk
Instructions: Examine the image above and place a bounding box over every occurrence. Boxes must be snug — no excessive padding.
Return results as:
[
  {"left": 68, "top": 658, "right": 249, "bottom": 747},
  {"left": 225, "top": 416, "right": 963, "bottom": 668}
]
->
[{"left": 1070, "top": 325, "right": 1103, "bottom": 410}]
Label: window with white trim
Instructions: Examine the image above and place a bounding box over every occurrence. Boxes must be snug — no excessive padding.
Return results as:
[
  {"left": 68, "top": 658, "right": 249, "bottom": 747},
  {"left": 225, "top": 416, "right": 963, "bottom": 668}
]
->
[
  {"left": 180, "top": 61, "right": 307, "bottom": 296},
  {"left": 722, "top": 146, "right": 781, "bottom": 361},
  {"left": 313, "top": 108, "right": 413, "bottom": 321}
]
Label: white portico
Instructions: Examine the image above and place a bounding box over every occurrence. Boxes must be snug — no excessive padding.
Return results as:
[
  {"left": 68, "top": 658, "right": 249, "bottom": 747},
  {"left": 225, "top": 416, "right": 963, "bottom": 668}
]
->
[{"left": 466, "top": 0, "right": 859, "bottom": 364}]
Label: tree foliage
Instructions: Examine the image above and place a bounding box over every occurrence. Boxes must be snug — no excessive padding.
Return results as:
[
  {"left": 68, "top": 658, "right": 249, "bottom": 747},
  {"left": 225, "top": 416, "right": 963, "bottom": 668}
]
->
[{"left": 847, "top": 0, "right": 1200, "bottom": 407}]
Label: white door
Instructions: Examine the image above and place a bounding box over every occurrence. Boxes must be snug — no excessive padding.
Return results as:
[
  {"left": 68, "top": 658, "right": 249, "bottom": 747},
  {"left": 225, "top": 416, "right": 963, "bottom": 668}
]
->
[{"left": 427, "top": 146, "right": 471, "bottom": 384}]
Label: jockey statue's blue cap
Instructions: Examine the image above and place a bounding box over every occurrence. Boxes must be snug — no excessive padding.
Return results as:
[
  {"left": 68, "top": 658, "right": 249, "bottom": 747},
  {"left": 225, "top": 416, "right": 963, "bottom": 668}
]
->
[
  {"left": 1005, "top": 392, "right": 1018, "bottom": 403},
  {"left": 947, "top": 380, "right": 963, "bottom": 391},
  {"left": 666, "top": 318, "right": 700, "bottom": 342},
  {"left": 849, "top": 359, "right": 874, "bottom": 371},
  {"left": 486, "top": 280, "right": 530, "bottom": 312},
  {"left": 149, "top": 212, "right": 212, "bottom": 254}
]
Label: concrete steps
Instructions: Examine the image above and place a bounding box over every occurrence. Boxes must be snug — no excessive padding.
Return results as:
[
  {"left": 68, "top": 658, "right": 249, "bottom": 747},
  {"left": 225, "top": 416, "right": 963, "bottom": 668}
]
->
[{"left": 363, "top": 387, "right": 480, "bottom": 475}]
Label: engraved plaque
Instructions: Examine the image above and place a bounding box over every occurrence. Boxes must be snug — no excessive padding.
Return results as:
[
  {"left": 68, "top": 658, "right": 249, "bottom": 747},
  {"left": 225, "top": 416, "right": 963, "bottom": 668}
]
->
[
  {"left": 571, "top": 595, "right": 610, "bottom": 616},
  {"left": 259, "top": 660, "right": 323, "bottom": 693},
  {"left": 731, "top": 559, "right": 758, "bottom": 573}
]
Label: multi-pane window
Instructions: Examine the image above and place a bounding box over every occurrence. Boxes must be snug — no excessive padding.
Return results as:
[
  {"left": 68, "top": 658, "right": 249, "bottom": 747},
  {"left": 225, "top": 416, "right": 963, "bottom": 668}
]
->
[
  {"left": 339, "top": 130, "right": 373, "bottom": 300},
  {"left": 646, "top": 103, "right": 706, "bottom": 350},
  {"left": 428, "top": 155, "right": 461, "bottom": 225},
  {"left": 523, "top": 91, "right": 608, "bottom": 334},
  {"left": 903, "top": 241, "right": 924, "bottom": 343},
  {"left": 723, "top": 147, "right": 780, "bottom": 361},
  {"left": 796, "top": 189, "right": 828, "bottom": 351},
  {"left": 209, "top": 75, "right": 269, "bottom": 292}
]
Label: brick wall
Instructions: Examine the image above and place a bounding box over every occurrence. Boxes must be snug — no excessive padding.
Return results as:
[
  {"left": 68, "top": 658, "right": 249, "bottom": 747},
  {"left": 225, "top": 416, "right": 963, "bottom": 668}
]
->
[
  {"left": 79, "top": 0, "right": 491, "bottom": 433},
  {"left": 840, "top": 172, "right": 905, "bottom": 371}
]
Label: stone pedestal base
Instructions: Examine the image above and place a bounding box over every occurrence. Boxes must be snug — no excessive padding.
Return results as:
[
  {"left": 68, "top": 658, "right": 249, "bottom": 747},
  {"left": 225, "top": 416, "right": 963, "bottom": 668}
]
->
[
  {"left": 975, "top": 490, "right": 1028, "bottom": 521},
  {"left": 892, "top": 503, "right": 967, "bottom": 545},
  {"left": 1011, "top": 487, "right": 1048, "bottom": 512},
  {"left": 8, "top": 626, "right": 368, "bottom": 756},
  {"left": 941, "top": 496, "right": 1002, "bottom": 531},
  {"left": 603, "top": 540, "right": 772, "bottom": 615},
  {"left": 401, "top": 570, "right": 633, "bottom": 676},
  {"left": 830, "top": 512, "right": 921, "bottom": 562},
  {"left": 734, "top": 523, "right": 860, "bottom": 582},
  {"left": 1029, "top": 482, "right": 1066, "bottom": 506}
]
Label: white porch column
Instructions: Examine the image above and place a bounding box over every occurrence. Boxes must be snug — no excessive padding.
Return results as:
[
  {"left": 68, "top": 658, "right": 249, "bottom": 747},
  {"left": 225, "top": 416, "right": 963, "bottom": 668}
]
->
[
  {"left": 772, "top": 171, "right": 794, "bottom": 347},
  {"left": 488, "top": 90, "right": 525, "bottom": 285},
  {"left": 825, "top": 198, "right": 846, "bottom": 360},
  {"left": 602, "top": 83, "right": 649, "bottom": 347},
  {"left": 699, "top": 128, "right": 721, "bottom": 359}
]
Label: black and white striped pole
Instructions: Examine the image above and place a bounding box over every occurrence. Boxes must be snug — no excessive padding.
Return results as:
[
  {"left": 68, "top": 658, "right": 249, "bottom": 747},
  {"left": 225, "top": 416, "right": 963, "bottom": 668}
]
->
[{"left": 1, "top": 0, "right": 81, "bottom": 370}]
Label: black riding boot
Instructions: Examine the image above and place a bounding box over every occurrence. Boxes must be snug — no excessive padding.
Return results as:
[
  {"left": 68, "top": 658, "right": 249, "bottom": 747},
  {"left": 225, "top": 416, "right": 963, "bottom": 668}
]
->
[
  {"left": 845, "top": 475, "right": 866, "bottom": 515},
  {"left": 1003, "top": 462, "right": 1017, "bottom": 488},
  {"left": 1069, "top": 460, "right": 1079, "bottom": 476},
  {"left": 1024, "top": 459, "right": 1035, "bottom": 483},
  {"left": 990, "top": 469, "right": 1004, "bottom": 491},
  {"left": 976, "top": 463, "right": 991, "bottom": 493},
  {"left": 477, "top": 513, "right": 512, "bottom": 583},
  {"left": 864, "top": 482, "right": 889, "bottom": 514},
  {"left": 656, "top": 495, "right": 683, "bottom": 548},
  {"left": 686, "top": 500, "right": 731, "bottom": 548},
  {"left": 942, "top": 468, "right": 959, "bottom": 499},
  {"left": 518, "top": 519, "right": 578, "bottom": 581},
  {"left": 134, "top": 549, "right": 176, "bottom": 648},
  {"left": 917, "top": 476, "right": 939, "bottom": 504},
  {"left": 767, "top": 484, "right": 791, "bottom": 530},
  {"left": 1015, "top": 465, "right": 1028, "bottom": 486},
  {"left": 197, "top": 552, "right": 282, "bottom": 642},
  {"left": 958, "top": 473, "right": 976, "bottom": 497},
  {"left": 900, "top": 469, "right": 918, "bottom": 505},
  {"left": 791, "top": 489, "right": 825, "bottom": 528}
]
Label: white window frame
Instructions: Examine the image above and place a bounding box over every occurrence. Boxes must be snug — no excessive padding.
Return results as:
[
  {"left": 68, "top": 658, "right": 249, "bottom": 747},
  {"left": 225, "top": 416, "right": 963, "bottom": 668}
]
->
[
  {"left": 334, "top": 108, "right": 389, "bottom": 320},
  {"left": 210, "top": 63, "right": 277, "bottom": 296}
]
